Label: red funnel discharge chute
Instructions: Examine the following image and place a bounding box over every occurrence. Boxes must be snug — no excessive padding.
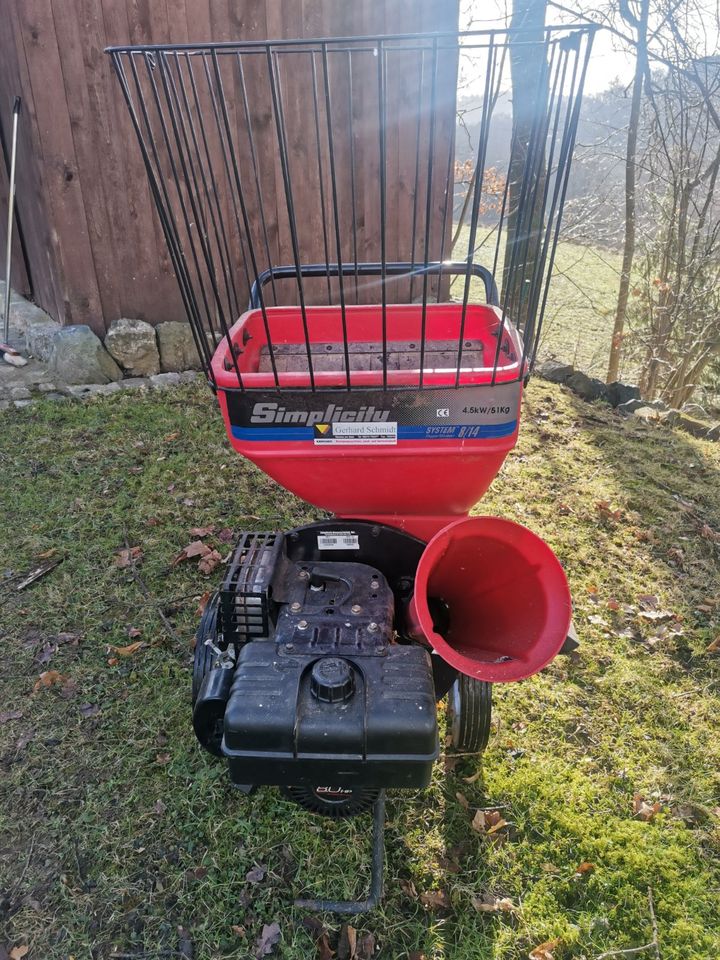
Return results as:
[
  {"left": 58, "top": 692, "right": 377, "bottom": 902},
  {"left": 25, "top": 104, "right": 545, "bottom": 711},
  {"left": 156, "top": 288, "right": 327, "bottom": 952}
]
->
[{"left": 409, "top": 517, "right": 572, "bottom": 683}]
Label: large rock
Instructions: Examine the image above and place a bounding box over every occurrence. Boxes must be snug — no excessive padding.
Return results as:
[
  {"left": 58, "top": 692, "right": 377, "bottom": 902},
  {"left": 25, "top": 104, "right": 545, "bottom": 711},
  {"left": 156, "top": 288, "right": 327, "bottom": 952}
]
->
[
  {"left": 49, "top": 325, "right": 123, "bottom": 385},
  {"left": 535, "top": 359, "right": 574, "bottom": 384},
  {"left": 156, "top": 321, "right": 201, "bottom": 372},
  {"left": 566, "top": 371, "right": 608, "bottom": 403},
  {"left": 606, "top": 381, "right": 641, "bottom": 407},
  {"left": 25, "top": 318, "right": 62, "bottom": 362},
  {"left": 104, "top": 317, "right": 160, "bottom": 376},
  {"left": 632, "top": 406, "right": 679, "bottom": 426},
  {"left": 674, "top": 413, "right": 714, "bottom": 439},
  {"left": 680, "top": 402, "right": 708, "bottom": 418},
  {"left": 618, "top": 397, "right": 667, "bottom": 415}
]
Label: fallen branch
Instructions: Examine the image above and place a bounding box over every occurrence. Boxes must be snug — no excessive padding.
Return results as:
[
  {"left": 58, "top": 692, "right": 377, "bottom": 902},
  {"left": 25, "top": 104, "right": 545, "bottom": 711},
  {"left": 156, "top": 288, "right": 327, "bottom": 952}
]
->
[
  {"left": 596, "top": 887, "right": 661, "bottom": 960},
  {"left": 16, "top": 557, "right": 62, "bottom": 591}
]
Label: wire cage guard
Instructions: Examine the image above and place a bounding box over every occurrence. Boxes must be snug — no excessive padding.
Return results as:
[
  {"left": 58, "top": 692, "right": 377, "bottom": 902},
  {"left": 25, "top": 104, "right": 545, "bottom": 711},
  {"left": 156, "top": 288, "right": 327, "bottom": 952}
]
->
[{"left": 107, "top": 27, "right": 595, "bottom": 396}]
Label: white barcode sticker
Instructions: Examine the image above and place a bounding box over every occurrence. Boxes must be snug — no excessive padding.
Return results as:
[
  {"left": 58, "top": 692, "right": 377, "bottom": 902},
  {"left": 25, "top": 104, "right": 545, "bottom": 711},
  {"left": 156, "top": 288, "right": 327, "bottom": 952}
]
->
[{"left": 317, "top": 531, "right": 360, "bottom": 550}]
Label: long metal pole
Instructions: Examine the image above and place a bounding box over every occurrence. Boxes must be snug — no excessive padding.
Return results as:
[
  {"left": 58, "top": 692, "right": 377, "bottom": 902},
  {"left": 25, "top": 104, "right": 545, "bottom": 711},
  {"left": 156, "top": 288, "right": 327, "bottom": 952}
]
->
[{"left": 3, "top": 97, "right": 21, "bottom": 344}]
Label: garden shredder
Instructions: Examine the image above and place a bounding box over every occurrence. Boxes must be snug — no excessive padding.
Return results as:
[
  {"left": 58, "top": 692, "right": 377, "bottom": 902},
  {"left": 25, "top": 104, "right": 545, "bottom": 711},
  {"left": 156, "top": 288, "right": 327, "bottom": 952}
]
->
[{"left": 108, "top": 25, "right": 595, "bottom": 912}]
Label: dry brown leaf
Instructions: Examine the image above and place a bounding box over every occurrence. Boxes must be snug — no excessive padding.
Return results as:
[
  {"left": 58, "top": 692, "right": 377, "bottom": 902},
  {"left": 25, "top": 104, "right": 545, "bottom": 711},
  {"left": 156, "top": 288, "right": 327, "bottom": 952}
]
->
[
  {"left": 33, "top": 670, "right": 68, "bottom": 693},
  {"left": 190, "top": 525, "right": 216, "bottom": 537},
  {"left": 437, "top": 854, "right": 461, "bottom": 875},
  {"left": 356, "top": 932, "right": 375, "bottom": 960},
  {"left": 255, "top": 921, "right": 281, "bottom": 957},
  {"left": 156, "top": 752, "right": 171, "bottom": 765},
  {"left": 196, "top": 590, "right": 212, "bottom": 616},
  {"left": 337, "top": 924, "right": 357, "bottom": 960},
  {"left": 471, "top": 809, "right": 488, "bottom": 833},
  {"left": 198, "top": 549, "right": 223, "bottom": 575},
  {"left": 486, "top": 817, "right": 509, "bottom": 835},
  {"left": 164, "top": 431, "right": 180, "bottom": 442},
  {"left": 107, "top": 641, "right": 145, "bottom": 657},
  {"left": 0, "top": 709, "right": 23, "bottom": 724},
  {"left": 529, "top": 938, "right": 562, "bottom": 960},
  {"left": 463, "top": 770, "right": 482, "bottom": 784},
  {"left": 302, "top": 917, "right": 334, "bottom": 960},
  {"left": 470, "top": 808, "right": 507, "bottom": 834},
  {"left": 107, "top": 657, "right": 119, "bottom": 666},
  {"left": 471, "top": 892, "right": 516, "bottom": 913},
  {"left": 574, "top": 861, "right": 595, "bottom": 876},
  {"left": 36, "top": 548, "right": 57, "bottom": 559},
  {"left": 173, "top": 540, "right": 211, "bottom": 565},
  {"left": 419, "top": 889, "right": 450, "bottom": 910},
  {"left": 114, "top": 545, "right": 143, "bottom": 568},
  {"left": 455, "top": 791, "right": 470, "bottom": 810},
  {"left": 638, "top": 608, "right": 675, "bottom": 623},
  {"left": 633, "top": 793, "right": 662, "bottom": 821},
  {"left": 246, "top": 864, "right": 266, "bottom": 884},
  {"left": 127, "top": 627, "right": 142, "bottom": 639},
  {"left": 706, "top": 636, "right": 720, "bottom": 653},
  {"left": 9, "top": 948, "right": 29, "bottom": 960},
  {"left": 231, "top": 925, "right": 246, "bottom": 938},
  {"left": 400, "top": 878, "right": 417, "bottom": 899},
  {"left": 595, "top": 500, "right": 624, "bottom": 522}
]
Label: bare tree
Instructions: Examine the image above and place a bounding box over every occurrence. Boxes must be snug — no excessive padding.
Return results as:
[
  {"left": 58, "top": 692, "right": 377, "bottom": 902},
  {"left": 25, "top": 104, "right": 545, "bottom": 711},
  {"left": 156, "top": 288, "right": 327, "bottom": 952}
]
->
[
  {"left": 606, "top": 0, "right": 651, "bottom": 383},
  {"left": 630, "top": 42, "right": 720, "bottom": 404}
]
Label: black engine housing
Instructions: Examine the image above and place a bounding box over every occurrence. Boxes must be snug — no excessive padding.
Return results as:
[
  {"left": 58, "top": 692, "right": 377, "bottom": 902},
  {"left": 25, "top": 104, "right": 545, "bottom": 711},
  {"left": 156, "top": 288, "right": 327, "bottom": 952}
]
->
[{"left": 192, "top": 524, "right": 440, "bottom": 791}]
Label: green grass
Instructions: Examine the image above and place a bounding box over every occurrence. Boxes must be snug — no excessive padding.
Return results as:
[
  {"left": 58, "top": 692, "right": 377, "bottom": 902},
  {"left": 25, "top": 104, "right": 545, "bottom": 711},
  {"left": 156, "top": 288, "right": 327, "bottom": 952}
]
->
[
  {"left": 1, "top": 381, "right": 720, "bottom": 959},
  {"left": 450, "top": 230, "right": 623, "bottom": 378}
]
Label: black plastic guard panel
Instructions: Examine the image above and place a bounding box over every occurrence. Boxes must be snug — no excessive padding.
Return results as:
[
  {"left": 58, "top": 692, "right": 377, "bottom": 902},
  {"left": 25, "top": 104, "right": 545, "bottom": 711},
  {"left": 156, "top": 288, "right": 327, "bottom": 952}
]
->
[{"left": 222, "top": 642, "right": 438, "bottom": 789}]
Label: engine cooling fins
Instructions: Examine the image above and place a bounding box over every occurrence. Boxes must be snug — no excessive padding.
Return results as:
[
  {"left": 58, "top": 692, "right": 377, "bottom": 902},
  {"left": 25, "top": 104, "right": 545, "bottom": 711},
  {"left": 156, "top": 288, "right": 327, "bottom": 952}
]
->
[{"left": 281, "top": 785, "right": 381, "bottom": 819}]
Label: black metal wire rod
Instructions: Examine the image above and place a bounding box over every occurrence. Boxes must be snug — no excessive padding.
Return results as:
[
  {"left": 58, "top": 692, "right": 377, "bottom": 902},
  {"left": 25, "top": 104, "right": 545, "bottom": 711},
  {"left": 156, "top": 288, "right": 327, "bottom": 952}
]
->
[
  {"left": 105, "top": 24, "right": 600, "bottom": 54},
  {"left": 419, "top": 37, "right": 439, "bottom": 388},
  {"left": 209, "top": 48, "right": 279, "bottom": 387},
  {"left": 293, "top": 793, "right": 385, "bottom": 915},
  {"left": 310, "top": 53, "right": 333, "bottom": 306},
  {"left": 457, "top": 36, "right": 501, "bottom": 385},
  {"left": 236, "top": 52, "right": 279, "bottom": 306},
  {"left": 531, "top": 32, "right": 594, "bottom": 370},
  {"left": 266, "top": 45, "right": 316, "bottom": 391},
  {"left": 248, "top": 261, "right": 500, "bottom": 310},
  {"left": 377, "top": 39, "right": 388, "bottom": 390},
  {"left": 109, "top": 53, "right": 217, "bottom": 383},
  {"left": 320, "top": 42, "right": 351, "bottom": 389}
]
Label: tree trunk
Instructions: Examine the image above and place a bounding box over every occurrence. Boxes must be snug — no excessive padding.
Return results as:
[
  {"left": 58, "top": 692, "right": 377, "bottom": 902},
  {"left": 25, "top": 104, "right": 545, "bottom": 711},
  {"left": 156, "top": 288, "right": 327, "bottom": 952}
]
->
[{"left": 606, "top": 0, "right": 650, "bottom": 384}]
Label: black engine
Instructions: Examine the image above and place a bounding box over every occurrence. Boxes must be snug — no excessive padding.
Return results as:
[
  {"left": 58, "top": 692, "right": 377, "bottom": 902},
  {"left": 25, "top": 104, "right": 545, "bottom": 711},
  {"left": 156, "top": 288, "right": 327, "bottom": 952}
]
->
[{"left": 192, "top": 523, "right": 441, "bottom": 814}]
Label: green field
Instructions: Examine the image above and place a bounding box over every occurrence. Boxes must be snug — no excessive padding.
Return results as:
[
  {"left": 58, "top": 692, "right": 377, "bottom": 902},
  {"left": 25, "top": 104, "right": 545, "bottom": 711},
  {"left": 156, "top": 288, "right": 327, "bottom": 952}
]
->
[
  {"left": 450, "top": 228, "right": 624, "bottom": 379},
  {"left": 2, "top": 381, "right": 719, "bottom": 959}
]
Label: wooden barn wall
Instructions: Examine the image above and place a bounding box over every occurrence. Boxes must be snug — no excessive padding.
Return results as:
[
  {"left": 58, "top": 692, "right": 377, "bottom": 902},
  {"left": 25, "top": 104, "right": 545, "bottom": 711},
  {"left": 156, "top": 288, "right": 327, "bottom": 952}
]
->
[{"left": 0, "top": 1, "right": 459, "bottom": 334}]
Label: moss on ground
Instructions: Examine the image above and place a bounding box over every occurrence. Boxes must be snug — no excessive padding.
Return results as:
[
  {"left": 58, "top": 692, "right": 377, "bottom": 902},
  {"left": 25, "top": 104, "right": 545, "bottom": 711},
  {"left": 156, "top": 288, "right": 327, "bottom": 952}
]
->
[{"left": 1, "top": 381, "right": 719, "bottom": 959}]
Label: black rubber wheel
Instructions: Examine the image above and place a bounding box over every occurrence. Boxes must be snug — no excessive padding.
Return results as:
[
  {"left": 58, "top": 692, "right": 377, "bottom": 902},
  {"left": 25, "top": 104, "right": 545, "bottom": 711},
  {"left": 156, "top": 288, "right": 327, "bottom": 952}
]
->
[
  {"left": 281, "top": 784, "right": 380, "bottom": 818},
  {"left": 447, "top": 674, "right": 492, "bottom": 752},
  {"left": 192, "top": 590, "right": 221, "bottom": 705}
]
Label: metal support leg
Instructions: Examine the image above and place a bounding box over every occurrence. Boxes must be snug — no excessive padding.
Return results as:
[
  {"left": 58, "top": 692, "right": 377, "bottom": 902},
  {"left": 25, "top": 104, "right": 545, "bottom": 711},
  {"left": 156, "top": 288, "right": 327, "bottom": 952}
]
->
[{"left": 294, "top": 792, "right": 386, "bottom": 914}]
